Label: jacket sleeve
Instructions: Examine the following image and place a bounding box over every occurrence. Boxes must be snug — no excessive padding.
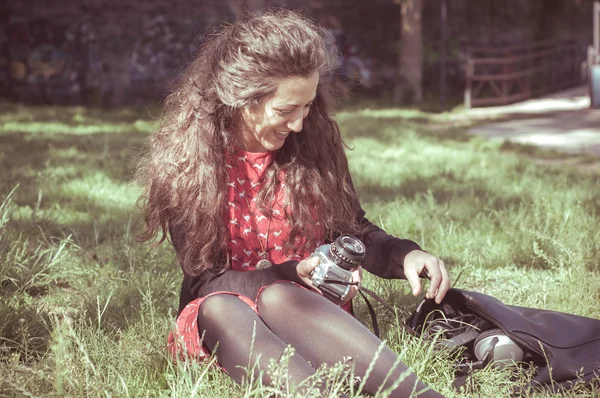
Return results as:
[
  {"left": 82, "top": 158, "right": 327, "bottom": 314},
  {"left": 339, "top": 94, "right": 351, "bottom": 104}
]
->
[
  {"left": 355, "top": 207, "right": 422, "bottom": 280},
  {"left": 344, "top": 172, "right": 421, "bottom": 279}
]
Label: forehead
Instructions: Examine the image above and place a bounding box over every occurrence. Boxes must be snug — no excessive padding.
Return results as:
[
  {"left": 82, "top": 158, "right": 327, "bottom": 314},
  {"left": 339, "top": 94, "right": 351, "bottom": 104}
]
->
[{"left": 269, "top": 71, "right": 319, "bottom": 105}]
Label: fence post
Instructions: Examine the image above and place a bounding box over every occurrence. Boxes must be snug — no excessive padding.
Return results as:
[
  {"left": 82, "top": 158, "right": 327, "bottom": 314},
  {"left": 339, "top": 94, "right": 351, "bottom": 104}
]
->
[
  {"left": 591, "top": 2, "right": 600, "bottom": 108},
  {"left": 550, "top": 47, "right": 555, "bottom": 94},
  {"left": 594, "top": 1, "right": 600, "bottom": 55},
  {"left": 503, "top": 62, "right": 509, "bottom": 104},
  {"left": 526, "top": 47, "right": 532, "bottom": 95},
  {"left": 464, "top": 58, "right": 473, "bottom": 108}
]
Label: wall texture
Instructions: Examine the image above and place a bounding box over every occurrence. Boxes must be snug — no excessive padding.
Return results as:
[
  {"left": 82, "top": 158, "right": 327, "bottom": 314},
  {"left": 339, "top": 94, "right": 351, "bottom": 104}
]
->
[{"left": 0, "top": 0, "right": 594, "bottom": 105}]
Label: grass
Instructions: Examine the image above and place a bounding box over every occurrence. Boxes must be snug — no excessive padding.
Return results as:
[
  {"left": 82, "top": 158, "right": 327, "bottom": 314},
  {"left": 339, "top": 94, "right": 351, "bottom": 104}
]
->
[{"left": 1, "top": 101, "right": 599, "bottom": 397}]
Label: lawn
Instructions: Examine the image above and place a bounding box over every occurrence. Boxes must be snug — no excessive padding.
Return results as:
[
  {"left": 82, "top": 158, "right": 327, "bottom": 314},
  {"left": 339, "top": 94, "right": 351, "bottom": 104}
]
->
[{"left": 1, "top": 102, "right": 599, "bottom": 397}]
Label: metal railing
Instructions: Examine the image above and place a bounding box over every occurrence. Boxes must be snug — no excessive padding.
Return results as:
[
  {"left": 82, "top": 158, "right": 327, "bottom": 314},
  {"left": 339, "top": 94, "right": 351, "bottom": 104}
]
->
[{"left": 465, "top": 39, "right": 583, "bottom": 108}]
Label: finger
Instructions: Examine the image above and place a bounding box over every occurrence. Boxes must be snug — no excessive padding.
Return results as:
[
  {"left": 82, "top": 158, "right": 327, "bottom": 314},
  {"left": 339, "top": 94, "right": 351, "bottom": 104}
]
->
[
  {"left": 404, "top": 264, "right": 423, "bottom": 297},
  {"left": 307, "top": 256, "right": 321, "bottom": 274},
  {"left": 352, "top": 266, "right": 363, "bottom": 284},
  {"left": 434, "top": 261, "right": 451, "bottom": 304},
  {"left": 425, "top": 260, "right": 442, "bottom": 300},
  {"left": 298, "top": 256, "right": 320, "bottom": 278},
  {"left": 342, "top": 285, "right": 358, "bottom": 305}
]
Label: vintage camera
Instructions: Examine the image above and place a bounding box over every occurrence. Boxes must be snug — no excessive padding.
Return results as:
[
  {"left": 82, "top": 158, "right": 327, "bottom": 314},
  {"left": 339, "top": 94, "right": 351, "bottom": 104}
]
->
[{"left": 309, "top": 235, "right": 366, "bottom": 302}]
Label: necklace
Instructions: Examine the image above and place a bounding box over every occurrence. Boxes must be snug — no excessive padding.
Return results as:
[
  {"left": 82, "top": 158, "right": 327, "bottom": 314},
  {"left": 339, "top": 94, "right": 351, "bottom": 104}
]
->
[{"left": 244, "top": 196, "right": 273, "bottom": 270}]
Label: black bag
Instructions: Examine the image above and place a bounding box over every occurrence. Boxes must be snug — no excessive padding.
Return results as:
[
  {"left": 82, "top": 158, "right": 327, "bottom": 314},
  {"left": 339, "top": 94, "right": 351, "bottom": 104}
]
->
[{"left": 406, "top": 288, "right": 600, "bottom": 393}]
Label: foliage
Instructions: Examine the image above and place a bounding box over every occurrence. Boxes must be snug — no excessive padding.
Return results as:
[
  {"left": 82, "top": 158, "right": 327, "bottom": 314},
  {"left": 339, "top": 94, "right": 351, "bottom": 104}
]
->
[{"left": 1, "top": 102, "right": 599, "bottom": 396}]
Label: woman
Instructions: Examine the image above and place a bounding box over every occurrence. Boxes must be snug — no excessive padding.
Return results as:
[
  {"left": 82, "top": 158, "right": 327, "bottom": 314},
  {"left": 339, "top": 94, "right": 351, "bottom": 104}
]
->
[{"left": 137, "top": 9, "right": 450, "bottom": 397}]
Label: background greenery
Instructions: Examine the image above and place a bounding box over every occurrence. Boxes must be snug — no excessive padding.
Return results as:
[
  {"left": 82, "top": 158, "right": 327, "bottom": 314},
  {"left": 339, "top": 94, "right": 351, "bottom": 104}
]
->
[{"left": 1, "top": 102, "right": 599, "bottom": 397}]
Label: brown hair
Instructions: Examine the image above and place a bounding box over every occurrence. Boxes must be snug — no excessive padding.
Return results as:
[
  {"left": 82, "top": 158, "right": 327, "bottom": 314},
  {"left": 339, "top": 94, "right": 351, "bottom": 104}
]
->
[{"left": 136, "top": 9, "right": 362, "bottom": 276}]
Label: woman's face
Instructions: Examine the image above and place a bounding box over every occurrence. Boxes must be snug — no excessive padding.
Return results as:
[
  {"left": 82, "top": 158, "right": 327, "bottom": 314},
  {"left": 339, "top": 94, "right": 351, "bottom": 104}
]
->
[{"left": 239, "top": 71, "right": 319, "bottom": 152}]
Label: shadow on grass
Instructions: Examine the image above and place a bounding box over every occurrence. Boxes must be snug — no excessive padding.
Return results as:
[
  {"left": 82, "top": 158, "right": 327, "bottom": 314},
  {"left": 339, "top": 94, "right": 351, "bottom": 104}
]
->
[
  {"left": 0, "top": 126, "right": 149, "bottom": 243},
  {"left": 339, "top": 111, "right": 486, "bottom": 150},
  {"left": 0, "top": 103, "right": 161, "bottom": 126},
  {"left": 0, "top": 131, "right": 146, "bottom": 184},
  {"left": 77, "top": 272, "right": 179, "bottom": 338},
  {"left": 0, "top": 119, "right": 176, "bottom": 342},
  {"left": 355, "top": 174, "right": 528, "bottom": 212},
  {"left": 0, "top": 296, "right": 53, "bottom": 363}
]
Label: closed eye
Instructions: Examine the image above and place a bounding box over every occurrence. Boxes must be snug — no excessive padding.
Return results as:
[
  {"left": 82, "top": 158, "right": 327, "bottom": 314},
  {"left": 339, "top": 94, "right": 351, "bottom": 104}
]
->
[{"left": 276, "top": 101, "right": 314, "bottom": 116}]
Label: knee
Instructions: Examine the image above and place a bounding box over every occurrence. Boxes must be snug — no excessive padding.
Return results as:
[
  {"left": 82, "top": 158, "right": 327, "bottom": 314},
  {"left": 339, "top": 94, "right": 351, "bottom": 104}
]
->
[
  {"left": 198, "top": 294, "right": 241, "bottom": 324},
  {"left": 257, "top": 282, "right": 312, "bottom": 314}
]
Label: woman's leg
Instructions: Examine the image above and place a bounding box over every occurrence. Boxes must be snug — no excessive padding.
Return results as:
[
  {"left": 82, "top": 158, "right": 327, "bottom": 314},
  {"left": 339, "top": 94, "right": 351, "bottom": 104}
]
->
[
  {"left": 197, "top": 294, "right": 324, "bottom": 394},
  {"left": 256, "top": 282, "right": 444, "bottom": 398}
]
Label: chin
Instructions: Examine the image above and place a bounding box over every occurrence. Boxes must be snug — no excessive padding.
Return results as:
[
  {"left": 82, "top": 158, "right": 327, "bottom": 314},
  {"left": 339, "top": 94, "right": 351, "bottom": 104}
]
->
[{"left": 265, "top": 141, "right": 285, "bottom": 152}]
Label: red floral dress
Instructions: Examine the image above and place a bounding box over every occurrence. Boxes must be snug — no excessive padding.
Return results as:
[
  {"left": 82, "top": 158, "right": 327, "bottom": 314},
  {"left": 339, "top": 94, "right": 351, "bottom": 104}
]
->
[{"left": 169, "top": 148, "right": 325, "bottom": 363}]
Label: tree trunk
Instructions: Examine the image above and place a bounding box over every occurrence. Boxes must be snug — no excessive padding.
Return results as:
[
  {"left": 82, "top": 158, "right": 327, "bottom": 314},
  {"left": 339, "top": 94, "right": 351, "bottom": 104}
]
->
[
  {"left": 534, "top": 0, "right": 564, "bottom": 41},
  {"left": 394, "top": 0, "right": 423, "bottom": 104}
]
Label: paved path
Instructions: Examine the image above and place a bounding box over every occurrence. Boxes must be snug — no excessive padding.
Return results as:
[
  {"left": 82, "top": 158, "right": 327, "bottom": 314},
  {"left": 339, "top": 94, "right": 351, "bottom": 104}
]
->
[{"left": 467, "top": 86, "right": 600, "bottom": 156}]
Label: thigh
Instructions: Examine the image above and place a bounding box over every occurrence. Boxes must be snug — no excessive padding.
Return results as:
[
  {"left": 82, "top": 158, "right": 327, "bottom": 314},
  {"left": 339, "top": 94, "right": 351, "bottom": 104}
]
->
[
  {"left": 198, "top": 293, "right": 318, "bottom": 386},
  {"left": 256, "top": 282, "right": 378, "bottom": 366},
  {"left": 197, "top": 293, "right": 260, "bottom": 351},
  {"left": 170, "top": 292, "right": 256, "bottom": 361}
]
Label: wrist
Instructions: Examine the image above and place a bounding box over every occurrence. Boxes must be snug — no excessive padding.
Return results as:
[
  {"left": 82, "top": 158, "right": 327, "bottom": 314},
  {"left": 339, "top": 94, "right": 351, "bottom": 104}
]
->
[{"left": 403, "top": 249, "right": 421, "bottom": 267}]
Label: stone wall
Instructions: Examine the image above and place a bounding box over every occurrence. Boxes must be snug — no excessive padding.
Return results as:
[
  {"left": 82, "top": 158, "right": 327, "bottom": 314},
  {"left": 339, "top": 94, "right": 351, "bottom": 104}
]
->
[
  {"left": 1, "top": 0, "right": 237, "bottom": 105},
  {"left": 0, "top": 0, "right": 595, "bottom": 105}
]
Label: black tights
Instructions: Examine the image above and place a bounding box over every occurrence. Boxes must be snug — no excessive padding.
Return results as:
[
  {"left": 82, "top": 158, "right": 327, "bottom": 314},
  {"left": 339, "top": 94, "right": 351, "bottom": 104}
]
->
[{"left": 198, "top": 282, "right": 443, "bottom": 397}]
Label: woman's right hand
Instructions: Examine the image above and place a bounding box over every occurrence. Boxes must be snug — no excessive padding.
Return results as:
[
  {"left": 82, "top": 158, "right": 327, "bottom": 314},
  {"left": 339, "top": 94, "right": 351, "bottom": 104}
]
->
[
  {"left": 296, "top": 256, "right": 321, "bottom": 289},
  {"left": 296, "top": 256, "right": 362, "bottom": 304}
]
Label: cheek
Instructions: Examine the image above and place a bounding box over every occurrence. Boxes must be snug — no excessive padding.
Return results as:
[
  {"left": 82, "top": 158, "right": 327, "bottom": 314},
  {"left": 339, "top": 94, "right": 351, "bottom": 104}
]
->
[{"left": 263, "top": 115, "right": 287, "bottom": 130}]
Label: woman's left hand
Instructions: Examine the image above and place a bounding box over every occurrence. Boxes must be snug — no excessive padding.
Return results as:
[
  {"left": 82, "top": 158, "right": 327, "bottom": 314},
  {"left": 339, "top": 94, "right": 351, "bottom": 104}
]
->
[{"left": 403, "top": 250, "right": 451, "bottom": 304}]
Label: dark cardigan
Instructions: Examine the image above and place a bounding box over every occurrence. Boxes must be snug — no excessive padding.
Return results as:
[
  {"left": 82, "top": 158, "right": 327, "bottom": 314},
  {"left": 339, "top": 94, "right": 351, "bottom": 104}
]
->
[{"left": 172, "top": 207, "right": 421, "bottom": 315}]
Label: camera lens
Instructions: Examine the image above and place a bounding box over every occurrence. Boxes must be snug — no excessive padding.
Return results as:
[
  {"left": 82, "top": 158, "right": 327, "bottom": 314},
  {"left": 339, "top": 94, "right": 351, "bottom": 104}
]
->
[
  {"left": 329, "top": 235, "right": 366, "bottom": 270},
  {"left": 340, "top": 235, "right": 365, "bottom": 255}
]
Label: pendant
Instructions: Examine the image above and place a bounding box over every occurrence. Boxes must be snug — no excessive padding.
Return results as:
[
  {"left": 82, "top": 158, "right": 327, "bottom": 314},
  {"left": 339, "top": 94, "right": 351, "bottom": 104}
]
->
[{"left": 255, "top": 258, "right": 273, "bottom": 270}]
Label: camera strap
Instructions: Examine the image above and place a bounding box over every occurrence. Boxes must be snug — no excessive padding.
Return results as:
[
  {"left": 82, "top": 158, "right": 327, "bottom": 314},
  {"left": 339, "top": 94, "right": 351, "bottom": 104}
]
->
[
  {"left": 323, "top": 279, "right": 398, "bottom": 339},
  {"left": 357, "top": 286, "right": 398, "bottom": 338}
]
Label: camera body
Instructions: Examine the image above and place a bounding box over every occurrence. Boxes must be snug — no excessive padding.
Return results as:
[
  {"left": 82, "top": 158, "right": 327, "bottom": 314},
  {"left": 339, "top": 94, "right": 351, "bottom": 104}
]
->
[{"left": 309, "top": 235, "right": 366, "bottom": 302}]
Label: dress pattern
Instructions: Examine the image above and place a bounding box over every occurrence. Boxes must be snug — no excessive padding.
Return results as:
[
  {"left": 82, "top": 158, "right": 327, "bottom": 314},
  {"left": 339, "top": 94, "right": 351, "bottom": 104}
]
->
[{"left": 225, "top": 149, "right": 319, "bottom": 269}]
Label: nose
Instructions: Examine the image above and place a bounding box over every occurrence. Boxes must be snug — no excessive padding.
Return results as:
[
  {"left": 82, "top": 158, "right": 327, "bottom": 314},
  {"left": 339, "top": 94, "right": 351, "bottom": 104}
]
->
[{"left": 287, "top": 115, "right": 303, "bottom": 133}]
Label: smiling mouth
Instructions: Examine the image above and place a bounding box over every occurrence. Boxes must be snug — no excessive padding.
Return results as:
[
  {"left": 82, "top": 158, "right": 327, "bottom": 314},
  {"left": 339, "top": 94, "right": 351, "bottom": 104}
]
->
[{"left": 276, "top": 131, "right": 289, "bottom": 137}]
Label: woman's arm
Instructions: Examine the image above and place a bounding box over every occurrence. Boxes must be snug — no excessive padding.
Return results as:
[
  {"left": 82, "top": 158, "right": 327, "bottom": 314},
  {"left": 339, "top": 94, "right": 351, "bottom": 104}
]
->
[
  {"left": 354, "top": 207, "right": 451, "bottom": 304},
  {"left": 355, "top": 207, "right": 421, "bottom": 279}
]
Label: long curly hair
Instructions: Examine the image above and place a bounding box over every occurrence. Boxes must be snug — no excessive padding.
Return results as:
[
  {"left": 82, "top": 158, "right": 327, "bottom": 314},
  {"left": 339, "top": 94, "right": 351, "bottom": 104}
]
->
[{"left": 136, "top": 9, "right": 362, "bottom": 276}]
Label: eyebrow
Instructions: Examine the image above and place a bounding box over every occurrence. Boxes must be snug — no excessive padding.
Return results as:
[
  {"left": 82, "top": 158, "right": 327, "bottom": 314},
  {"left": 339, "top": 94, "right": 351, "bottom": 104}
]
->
[{"left": 277, "top": 94, "right": 317, "bottom": 108}]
